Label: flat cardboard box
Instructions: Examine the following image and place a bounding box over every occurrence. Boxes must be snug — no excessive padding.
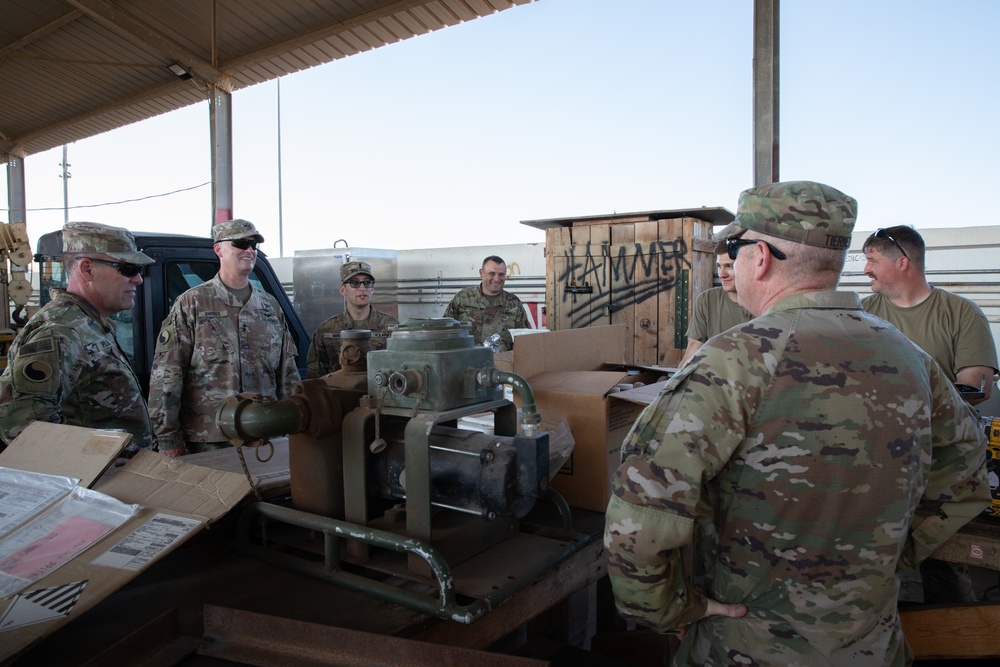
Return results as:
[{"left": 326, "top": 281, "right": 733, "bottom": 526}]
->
[
  {"left": 497, "top": 325, "right": 661, "bottom": 512},
  {"left": 0, "top": 421, "right": 132, "bottom": 488},
  {"left": 0, "top": 429, "right": 251, "bottom": 663}
]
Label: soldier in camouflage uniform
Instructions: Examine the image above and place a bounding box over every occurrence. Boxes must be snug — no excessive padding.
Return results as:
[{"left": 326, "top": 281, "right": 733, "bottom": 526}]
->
[
  {"left": 443, "top": 255, "right": 530, "bottom": 350},
  {"left": 147, "top": 220, "right": 300, "bottom": 455},
  {"left": 306, "top": 260, "right": 398, "bottom": 378},
  {"left": 604, "top": 181, "right": 990, "bottom": 666},
  {"left": 0, "top": 222, "right": 156, "bottom": 455}
]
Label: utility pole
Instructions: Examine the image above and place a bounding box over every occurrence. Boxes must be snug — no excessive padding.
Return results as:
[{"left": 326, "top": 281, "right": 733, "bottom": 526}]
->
[
  {"left": 277, "top": 78, "right": 284, "bottom": 258},
  {"left": 59, "top": 145, "right": 71, "bottom": 224}
]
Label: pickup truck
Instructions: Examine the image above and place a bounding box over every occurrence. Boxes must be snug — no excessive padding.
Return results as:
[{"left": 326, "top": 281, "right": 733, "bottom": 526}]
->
[{"left": 34, "top": 230, "right": 311, "bottom": 395}]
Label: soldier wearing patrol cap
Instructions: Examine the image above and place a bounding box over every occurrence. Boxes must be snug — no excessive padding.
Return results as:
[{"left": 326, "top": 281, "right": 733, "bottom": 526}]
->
[
  {"left": 0, "top": 221, "right": 156, "bottom": 455},
  {"left": 305, "top": 260, "right": 398, "bottom": 378},
  {"left": 604, "top": 181, "right": 989, "bottom": 665},
  {"left": 147, "top": 219, "right": 300, "bottom": 456}
]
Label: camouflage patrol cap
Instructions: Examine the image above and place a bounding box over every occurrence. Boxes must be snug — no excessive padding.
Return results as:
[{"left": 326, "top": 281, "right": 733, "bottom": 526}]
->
[
  {"left": 728, "top": 180, "right": 857, "bottom": 250},
  {"left": 341, "top": 260, "right": 373, "bottom": 283},
  {"left": 62, "top": 221, "right": 154, "bottom": 265},
  {"left": 212, "top": 219, "right": 265, "bottom": 243}
]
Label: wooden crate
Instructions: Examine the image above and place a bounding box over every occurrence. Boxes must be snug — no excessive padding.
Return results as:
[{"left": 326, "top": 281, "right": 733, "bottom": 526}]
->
[{"left": 522, "top": 208, "right": 733, "bottom": 367}]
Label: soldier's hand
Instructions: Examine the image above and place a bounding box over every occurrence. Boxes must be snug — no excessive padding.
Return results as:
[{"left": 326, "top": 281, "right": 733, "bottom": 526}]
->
[
  {"left": 703, "top": 598, "right": 748, "bottom": 620},
  {"left": 159, "top": 447, "right": 186, "bottom": 458},
  {"left": 676, "top": 598, "right": 747, "bottom": 639}
]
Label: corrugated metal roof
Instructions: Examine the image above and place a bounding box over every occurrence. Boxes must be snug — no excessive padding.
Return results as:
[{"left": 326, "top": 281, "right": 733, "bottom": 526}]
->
[{"left": 0, "top": 0, "right": 534, "bottom": 160}]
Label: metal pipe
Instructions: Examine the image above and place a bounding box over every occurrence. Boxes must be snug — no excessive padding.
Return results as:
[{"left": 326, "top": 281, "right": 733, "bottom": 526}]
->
[
  {"left": 216, "top": 394, "right": 309, "bottom": 442},
  {"left": 478, "top": 368, "right": 541, "bottom": 437},
  {"left": 235, "top": 502, "right": 483, "bottom": 621}
]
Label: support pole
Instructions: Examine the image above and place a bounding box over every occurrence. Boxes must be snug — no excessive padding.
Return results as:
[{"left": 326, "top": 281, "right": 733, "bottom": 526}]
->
[
  {"left": 210, "top": 84, "right": 234, "bottom": 229},
  {"left": 753, "top": 0, "right": 779, "bottom": 186}
]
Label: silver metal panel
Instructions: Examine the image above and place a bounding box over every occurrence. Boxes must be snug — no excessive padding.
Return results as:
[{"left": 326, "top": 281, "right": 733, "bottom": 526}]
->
[{"left": 292, "top": 247, "right": 398, "bottom": 335}]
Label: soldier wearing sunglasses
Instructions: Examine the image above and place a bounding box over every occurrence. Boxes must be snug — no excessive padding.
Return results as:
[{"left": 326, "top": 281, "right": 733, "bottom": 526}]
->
[
  {"left": 306, "top": 260, "right": 398, "bottom": 378},
  {"left": 0, "top": 222, "right": 156, "bottom": 456},
  {"left": 148, "top": 219, "right": 300, "bottom": 456},
  {"left": 862, "top": 224, "right": 998, "bottom": 605},
  {"left": 604, "top": 181, "right": 988, "bottom": 666}
]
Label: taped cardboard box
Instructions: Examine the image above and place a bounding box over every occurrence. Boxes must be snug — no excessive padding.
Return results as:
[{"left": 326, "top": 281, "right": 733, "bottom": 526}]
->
[
  {"left": 496, "top": 325, "right": 661, "bottom": 512},
  {"left": 0, "top": 424, "right": 251, "bottom": 663}
]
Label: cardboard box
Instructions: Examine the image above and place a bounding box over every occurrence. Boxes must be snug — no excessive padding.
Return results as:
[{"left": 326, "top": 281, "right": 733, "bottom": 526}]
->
[
  {"left": 499, "top": 325, "right": 663, "bottom": 512},
  {"left": 0, "top": 425, "right": 251, "bottom": 663}
]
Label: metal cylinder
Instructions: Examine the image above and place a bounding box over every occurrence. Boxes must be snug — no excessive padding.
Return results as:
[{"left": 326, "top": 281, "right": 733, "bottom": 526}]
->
[
  {"left": 339, "top": 329, "right": 372, "bottom": 370},
  {"left": 368, "top": 424, "right": 546, "bottom": 519}
]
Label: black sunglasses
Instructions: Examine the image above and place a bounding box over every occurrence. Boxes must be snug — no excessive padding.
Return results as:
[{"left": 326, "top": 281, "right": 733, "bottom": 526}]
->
[
  {"left": 871, "top": 228, "right": 907, "bottom": 259},
  {"left": 227, "top": 238, "right": 259, "bottom": 250},
  {"left": 343, "top": 279, "right": 375, "bottom": 289},
  {"left": 82, "top": 256, "right": 144, "bottom": 278},
  {"left": 726, "top": 237, "right": 787, "bottom": 261}
]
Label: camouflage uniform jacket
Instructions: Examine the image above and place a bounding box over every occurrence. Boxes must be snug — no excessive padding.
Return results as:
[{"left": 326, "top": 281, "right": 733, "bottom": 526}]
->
[
  {"left": 148, "top": 274, "right": 300, "bottom": 450},
  {"left": 306, "top": 307, "right": 398, "bottom": 378},
  {"left": 604, "top": 290, "right": 989, "bottom": 666},
  {"left": 443, "top": 286, "right": 529, "bottom": 349},
  {"left": 0, "top": 289, "right": 155, "bottom": 452}
]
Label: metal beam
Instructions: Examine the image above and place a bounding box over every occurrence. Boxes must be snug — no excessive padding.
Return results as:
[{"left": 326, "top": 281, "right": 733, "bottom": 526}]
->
[
  {"left": 753, "top": 0, "right": 779, "bottom": 186},
  {"left": 65, "top": 0, "right": 227, "bottom": 86},
  {"left": 7, "top": 79, "right": 206, "bottom": 154},
  {"left": 0, "top": 10, "right": 83, "bottom": 59}
]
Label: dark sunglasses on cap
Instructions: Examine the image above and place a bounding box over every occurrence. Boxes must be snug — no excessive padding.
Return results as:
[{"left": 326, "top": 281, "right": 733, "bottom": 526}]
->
[
  {"left": 871, "top": 228, "right": 908, "bottom": 258},
  {"left": 82, "top": 256, "right": 144, "bottom": 277},
  {"left": 227, "top": 238, "right": 259, "bottom": 250},
  {"left": 726, "top": 237, "right": 787, "bottom": 261}
]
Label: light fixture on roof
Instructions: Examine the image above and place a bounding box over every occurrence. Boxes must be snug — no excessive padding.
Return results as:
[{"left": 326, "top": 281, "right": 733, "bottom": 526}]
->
[{"left": 167, "top": 63, "right": 192, "bottom": 80}]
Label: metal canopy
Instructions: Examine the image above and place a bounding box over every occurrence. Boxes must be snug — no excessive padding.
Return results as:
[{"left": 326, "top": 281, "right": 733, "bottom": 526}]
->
[{"left": 0, "top": 0, "right": 533, "bottom": 161}]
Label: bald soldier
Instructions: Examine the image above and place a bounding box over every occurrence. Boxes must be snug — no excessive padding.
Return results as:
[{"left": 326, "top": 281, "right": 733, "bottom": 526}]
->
[
  {"left": 0, "top": 222, "right": 156, "bottom": 455},
  {"left": 604, "top": 181, "right": 989, "bottom": 666},
  {"left": 444, "top": 255, "right": 529, "bottom": 351},
  {"left": 148, "top": 220, "right": 300, "bottom": 456}
]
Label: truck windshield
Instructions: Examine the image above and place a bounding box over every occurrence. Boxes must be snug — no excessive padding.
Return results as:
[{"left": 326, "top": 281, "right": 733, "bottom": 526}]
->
[{"left": 39, "top": 257, "right": 269, "bottom": 362}]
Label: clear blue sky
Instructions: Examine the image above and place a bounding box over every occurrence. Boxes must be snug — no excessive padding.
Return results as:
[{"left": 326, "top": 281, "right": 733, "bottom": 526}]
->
[{"left": 5, "top": 0, "right": 998, "bottom": 256}]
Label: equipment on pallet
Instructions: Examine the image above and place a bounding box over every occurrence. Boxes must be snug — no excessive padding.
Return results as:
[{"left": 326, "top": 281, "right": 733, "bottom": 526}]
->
[{"left": 216, "top": 318, "right": 588, "bottom": 623}]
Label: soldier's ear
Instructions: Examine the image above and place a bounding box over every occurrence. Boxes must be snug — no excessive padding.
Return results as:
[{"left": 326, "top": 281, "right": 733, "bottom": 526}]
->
[{"left": 76, "top": 257, "right": 96, "bottom": 282}]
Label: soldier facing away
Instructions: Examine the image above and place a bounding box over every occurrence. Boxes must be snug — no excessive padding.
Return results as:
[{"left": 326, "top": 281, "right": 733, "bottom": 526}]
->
[
  {"left": 604, "top": 181, "right": 990, "bottom": 666},
  {"left": 0, "top": 221, "right": 156, "bottom": 455},
  {"left": 147, "top": 219, "right": 300, "bottom": 456},
  {"left": 443, "top": 255, "right": 529, "bottom": 351},
  {"left": 306, "top": 260, "right": 398, "bottom": 378}
]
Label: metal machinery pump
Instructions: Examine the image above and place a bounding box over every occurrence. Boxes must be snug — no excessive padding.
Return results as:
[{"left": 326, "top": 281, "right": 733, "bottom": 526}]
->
[{"left": 216, "top": 319, "right": 589, "bottom": 623}]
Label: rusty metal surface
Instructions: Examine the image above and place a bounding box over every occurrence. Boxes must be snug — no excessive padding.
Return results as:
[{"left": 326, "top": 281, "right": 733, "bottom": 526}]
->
[
  {"left": 14, "top": 507, "right": 606, "bottom": 666},
  {"left": 197, "top": 605, "right": 549, "bottom": 667}
]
